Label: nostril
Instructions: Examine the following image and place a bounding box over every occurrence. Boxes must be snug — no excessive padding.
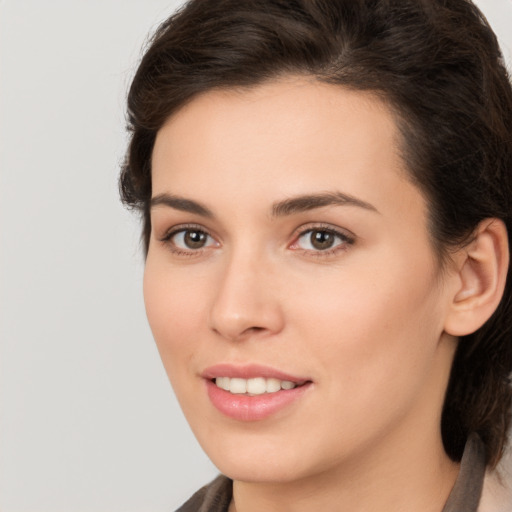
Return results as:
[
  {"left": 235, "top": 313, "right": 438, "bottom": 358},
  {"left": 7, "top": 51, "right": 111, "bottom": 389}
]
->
[{"left": 242, "top": 326, "right": 268, "bottom": 337}]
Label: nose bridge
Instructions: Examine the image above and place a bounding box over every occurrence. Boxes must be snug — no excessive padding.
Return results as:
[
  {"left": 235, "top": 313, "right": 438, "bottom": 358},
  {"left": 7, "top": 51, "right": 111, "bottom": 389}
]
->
[{"left": 208, "top": 244, "right": 283, "bottom": 341}]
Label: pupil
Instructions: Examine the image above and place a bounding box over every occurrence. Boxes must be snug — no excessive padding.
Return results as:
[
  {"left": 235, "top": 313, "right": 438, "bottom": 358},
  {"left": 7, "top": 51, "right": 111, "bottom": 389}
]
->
[
  {"left": 311, "top": 230, "right": 334, "bottom": 250},
  {"left": 184, "top": 230, "right": 206, "bottom": 249}
]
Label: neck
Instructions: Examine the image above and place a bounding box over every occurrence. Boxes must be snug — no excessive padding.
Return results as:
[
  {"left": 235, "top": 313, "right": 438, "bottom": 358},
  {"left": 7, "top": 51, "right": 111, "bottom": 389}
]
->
[{"left": 230, "top": 429, "right": 459, "bottom": 512}]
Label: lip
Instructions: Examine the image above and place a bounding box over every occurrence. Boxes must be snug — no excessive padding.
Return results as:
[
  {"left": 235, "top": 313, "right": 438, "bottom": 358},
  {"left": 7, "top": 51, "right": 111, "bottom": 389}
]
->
[
  {"left": 202, "top": 363, "right": 309, "bottom": 382},
  {"left": 202, "top": 364, "right": 312, "bottom": 421}
]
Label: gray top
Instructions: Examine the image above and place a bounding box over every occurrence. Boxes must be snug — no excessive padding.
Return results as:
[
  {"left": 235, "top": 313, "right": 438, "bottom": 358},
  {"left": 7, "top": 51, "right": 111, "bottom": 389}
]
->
[{"left": 176, "top": 433, "right": 486, "bottom": 512}]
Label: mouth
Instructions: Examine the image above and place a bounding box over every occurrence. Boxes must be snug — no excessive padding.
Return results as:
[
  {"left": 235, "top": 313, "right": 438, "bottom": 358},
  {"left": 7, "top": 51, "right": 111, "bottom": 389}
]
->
[
  {"left": 212, "top": 376, "right": 308, "bottom": 395},
  {"left": 202, "top": 364, "right": 313, "bottom": 421}
]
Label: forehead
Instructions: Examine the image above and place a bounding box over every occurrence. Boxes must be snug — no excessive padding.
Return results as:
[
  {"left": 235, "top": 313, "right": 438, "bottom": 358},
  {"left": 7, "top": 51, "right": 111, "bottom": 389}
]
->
[{"left": 151, "top": 78, "right": 424, "bottom": 222}]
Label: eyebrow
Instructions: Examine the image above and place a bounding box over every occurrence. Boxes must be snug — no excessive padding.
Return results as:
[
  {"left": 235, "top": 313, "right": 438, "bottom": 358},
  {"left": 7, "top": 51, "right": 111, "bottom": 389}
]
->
[
  {"left": 271, "top": 192, "right": 379, "bottom": 217},
  {"left": 150, "top": 193, "right": 214, "bottom": 217},
  {"left": 149, "top": 191, "right": 378, "bottom": 218}
]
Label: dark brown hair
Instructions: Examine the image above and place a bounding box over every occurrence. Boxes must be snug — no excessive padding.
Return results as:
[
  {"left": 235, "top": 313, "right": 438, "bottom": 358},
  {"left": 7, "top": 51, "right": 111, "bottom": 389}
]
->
[{"left": 120, "top": 0, "right": 512, "bottom": 467}]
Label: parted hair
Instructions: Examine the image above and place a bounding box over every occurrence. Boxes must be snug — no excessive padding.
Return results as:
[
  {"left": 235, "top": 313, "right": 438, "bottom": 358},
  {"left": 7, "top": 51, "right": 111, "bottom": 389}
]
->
[{"left": 120, "top": 0, "right": 512, "bottom": 467}]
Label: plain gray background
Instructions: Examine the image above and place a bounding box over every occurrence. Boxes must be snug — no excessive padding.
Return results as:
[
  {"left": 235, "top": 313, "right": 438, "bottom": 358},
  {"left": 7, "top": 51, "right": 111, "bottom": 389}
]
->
[{"left": 1, "top": 1, "right": 511, "bottom": 511}]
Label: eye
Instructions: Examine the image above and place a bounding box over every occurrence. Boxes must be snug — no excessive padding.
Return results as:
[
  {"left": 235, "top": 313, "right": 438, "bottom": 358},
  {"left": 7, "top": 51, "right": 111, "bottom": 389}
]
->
[
  {"left": 162, "top": 226, "right": 218, "bottom": 252},
  {"left": 291, "top": 227, "right": 354, "bottom": 253}
]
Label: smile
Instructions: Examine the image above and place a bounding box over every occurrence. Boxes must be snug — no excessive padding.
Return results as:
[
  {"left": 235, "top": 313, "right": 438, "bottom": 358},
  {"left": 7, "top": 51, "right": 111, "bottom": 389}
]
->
[
  {"left": 203, "top": 365, "right": 312, "bottom": 421},
  {"left": 214, "top": 377, "right": 301, "bottom": 395}
]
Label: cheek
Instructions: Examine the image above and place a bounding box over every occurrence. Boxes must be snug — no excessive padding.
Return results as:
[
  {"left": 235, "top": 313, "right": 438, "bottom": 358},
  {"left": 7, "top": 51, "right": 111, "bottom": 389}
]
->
[
  {"left": 290, "top": 250, "right": 444, "bottom": 391},
  {"left": 283, "top": 266, "right": 445, "bottom": 457},
  {"left": 143, "top": 257, "right": 210, "bottom": 377}
]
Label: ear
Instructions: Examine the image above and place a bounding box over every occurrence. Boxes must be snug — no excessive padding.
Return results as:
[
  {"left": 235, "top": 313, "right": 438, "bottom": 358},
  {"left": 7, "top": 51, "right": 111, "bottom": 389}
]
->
[{"left": 444, "top": 219, "right": 509, "bottom": 337}]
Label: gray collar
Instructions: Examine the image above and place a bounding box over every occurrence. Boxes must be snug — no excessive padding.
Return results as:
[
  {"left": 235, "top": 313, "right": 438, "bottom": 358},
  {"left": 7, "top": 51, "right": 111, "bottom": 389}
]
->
[{"left": 442, "top": 432, "right": 486, "bottom": 512}]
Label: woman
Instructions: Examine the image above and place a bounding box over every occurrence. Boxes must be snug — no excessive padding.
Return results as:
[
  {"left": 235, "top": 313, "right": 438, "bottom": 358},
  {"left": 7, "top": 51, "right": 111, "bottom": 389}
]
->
[{"left": 120, "top": 0, "right": 512, "bottom": 510}]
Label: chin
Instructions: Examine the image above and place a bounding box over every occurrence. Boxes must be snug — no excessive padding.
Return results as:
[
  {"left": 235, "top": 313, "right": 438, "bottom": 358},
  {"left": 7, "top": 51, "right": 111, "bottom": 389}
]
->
[
  {"left": 215, "top": 457, "right": 311, "bottom": 484},
  {"left": 195, "top": 428, "right": 334, "bottom": 484}
]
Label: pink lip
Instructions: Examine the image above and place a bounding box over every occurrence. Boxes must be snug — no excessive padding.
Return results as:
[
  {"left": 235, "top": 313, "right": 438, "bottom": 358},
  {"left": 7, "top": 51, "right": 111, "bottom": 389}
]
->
[
  {"left": 202, "top": 364, "right": 312, "bottom": 422},
  {"left": 202, "top": 363, "right": 308, "bottom": 382}
]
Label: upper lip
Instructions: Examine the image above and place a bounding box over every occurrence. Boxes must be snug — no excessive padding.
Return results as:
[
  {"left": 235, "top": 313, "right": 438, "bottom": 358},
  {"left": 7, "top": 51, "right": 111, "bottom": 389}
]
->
[{"left": 202, "top": 363, "right": 310, "bottom": 383}]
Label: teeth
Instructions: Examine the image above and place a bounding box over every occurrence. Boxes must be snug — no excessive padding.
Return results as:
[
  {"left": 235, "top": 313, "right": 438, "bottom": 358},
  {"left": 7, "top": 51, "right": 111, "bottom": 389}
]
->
[
  {"left": 246, "top": 377, "right": 266, "bottom": 394},
  {"left": 229, "top": 378, "right": 247, "bottom": 394},
  {"left": 266, "top": 378, "right": 281, "bottom": 393},
  {"left": 214, "top": 377, "right": 299, "bottom": 395},
  {"left": 217, "top": 377, "right": 230, "bottom": 391}
]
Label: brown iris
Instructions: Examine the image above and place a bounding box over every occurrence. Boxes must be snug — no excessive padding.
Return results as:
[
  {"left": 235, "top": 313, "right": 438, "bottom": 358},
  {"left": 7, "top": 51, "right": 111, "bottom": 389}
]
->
[
  {"left": 184, "top": 230, "right": 208, "bottom": 249},
  {"left": 310, "top": 230, "right": 336, "bottom": 250}
]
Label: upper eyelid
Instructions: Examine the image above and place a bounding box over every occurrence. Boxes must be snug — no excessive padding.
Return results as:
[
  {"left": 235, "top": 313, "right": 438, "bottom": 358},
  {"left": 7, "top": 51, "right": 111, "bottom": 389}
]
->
[
  {"left": 159, "top": 223, "right": 352, "bottom": 236},
  {"left": 291, "top": 222, "right": 355, "bottom": 240},
  {"left": 160, "top": 223, "right": 215, "bottom": 241}
]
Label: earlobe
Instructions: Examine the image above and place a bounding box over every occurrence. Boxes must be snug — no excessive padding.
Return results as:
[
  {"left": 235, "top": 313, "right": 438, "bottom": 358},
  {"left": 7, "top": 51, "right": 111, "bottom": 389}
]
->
[{"left": 444, "top": 219, "right": 509, "bottom": 337}]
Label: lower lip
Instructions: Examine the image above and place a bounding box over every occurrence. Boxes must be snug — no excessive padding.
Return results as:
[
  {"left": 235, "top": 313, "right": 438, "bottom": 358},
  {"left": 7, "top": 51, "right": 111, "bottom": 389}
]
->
[{"left": 206, "top": 380, "right": 311, "bottom": 421}]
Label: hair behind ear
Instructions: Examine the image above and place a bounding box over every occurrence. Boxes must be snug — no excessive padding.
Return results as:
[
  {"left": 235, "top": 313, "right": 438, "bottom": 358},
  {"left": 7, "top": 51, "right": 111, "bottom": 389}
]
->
[{"left": 441, "top": 219, "right": 511, "bottom": 467}]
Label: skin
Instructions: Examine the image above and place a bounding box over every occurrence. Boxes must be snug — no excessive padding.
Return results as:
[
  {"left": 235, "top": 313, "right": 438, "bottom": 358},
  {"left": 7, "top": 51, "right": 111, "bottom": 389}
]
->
[{"left": 145, "top": 78, "right": 464, "bottom": 512}]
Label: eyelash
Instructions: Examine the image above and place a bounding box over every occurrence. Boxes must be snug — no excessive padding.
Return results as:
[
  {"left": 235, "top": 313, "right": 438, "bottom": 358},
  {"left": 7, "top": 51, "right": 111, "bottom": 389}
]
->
[
  {"left": 159, "top": 224, "right": 217, "bottom": 257},
  {"left": 289, "top": 223, "right": 355, "bottom": 257},
  {"left": 159, "top": 223, "right": 355, "bottom": 258}
]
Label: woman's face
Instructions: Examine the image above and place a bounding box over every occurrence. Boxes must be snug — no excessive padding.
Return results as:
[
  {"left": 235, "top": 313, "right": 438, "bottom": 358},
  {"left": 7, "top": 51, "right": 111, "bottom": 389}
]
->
[{"left": 145, "top": 79, "right": 458, "bottom": 483}]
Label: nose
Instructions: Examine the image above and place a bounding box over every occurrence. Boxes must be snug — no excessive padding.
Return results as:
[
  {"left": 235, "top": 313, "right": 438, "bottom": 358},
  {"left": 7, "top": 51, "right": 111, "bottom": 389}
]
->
[{"left": 208, "top": 249, "right": 285, "bottom": 342}]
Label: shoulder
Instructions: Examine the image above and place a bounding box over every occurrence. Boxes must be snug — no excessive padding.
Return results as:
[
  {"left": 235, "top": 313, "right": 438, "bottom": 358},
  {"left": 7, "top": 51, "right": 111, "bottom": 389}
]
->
[{"left": 175, "top": 475, "right": 232, "bottom": 512}]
